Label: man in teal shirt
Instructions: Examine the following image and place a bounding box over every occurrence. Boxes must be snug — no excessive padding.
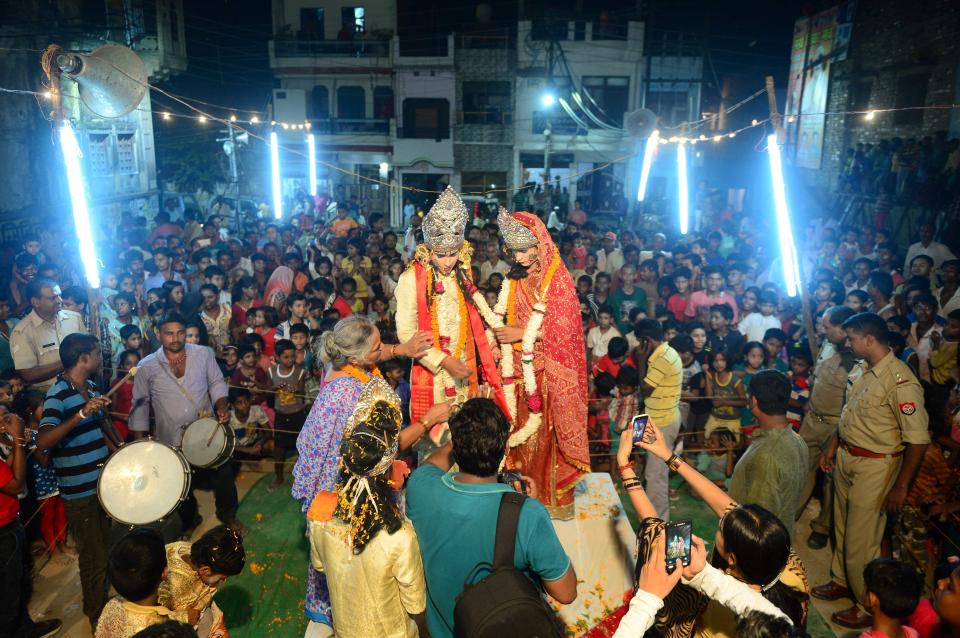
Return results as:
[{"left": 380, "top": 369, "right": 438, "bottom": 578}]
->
[{"left": 406, "top": 398, "right": 577, "bottom": 637}]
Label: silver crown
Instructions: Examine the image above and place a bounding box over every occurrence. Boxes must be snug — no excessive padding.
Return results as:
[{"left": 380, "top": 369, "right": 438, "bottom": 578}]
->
[
  {"left": 497, "top": 207, "right": 538, "bottom": 250},
  {"left": 422, "top": 186, "right": 468, "bottom": 252}
]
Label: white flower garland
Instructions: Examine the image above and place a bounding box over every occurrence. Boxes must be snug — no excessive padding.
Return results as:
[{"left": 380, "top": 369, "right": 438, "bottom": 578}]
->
[{"left": 471, "top": 278, "right": 552, "bottom": 448}]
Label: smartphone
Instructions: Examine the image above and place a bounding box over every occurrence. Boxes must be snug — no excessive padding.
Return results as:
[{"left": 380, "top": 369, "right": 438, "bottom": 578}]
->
[
  {"left": 498, "top": 471, "right": 527, "bottom": 495},
  {"left": 665, "top": 520, "right": 693, "bottom": 573},
  {"left": 631, "top": 414, "right": 649, "bottom": 445}
]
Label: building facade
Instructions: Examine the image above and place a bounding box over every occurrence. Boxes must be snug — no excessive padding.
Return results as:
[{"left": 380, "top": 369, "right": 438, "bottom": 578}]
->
[{"left": 268, "top": 1, "right": 703, "bottom": 224}]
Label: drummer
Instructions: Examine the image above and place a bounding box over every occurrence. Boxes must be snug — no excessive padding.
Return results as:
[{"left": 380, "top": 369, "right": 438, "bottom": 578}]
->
[
  {"left": 35, "top": 333, "right": 113, "bottom": 631},
  {"left": 129, "top": 313, "right": 246, "bottom": 537}
]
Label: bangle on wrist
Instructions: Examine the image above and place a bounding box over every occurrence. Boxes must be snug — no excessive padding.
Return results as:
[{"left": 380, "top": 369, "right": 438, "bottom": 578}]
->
[
  {"left": 667, "top": 453, "right": 683, "bottom": 471},
  {"left": 78, "top": 409, "right": 88, "bottom": 420},
  {"left": 618, "top": 462, "right": 633, "bottom": 473}
]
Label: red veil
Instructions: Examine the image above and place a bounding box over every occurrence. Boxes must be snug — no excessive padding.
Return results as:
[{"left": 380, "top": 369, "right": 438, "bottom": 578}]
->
[{"left": 512, "top": 212, "right": 591, "bottom": 474}]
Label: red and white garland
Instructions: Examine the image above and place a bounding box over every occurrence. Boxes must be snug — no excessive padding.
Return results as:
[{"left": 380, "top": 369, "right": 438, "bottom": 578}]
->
[{"left": 469, "top": 268, "right": 555, "bottom": 448}]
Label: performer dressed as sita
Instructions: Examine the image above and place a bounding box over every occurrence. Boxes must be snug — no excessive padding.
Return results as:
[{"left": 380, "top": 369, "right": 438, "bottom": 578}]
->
[
  {"left": 393, "top": 186, "right": 507, "bottom": 443},
  {"left": 469, "top": 208, "right": 590, "bottom": 519}
]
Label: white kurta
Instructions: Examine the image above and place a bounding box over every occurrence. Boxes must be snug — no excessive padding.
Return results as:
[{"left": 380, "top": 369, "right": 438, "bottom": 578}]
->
[{"left": 394, "top": 266, "right": 471, "bottom": 408}]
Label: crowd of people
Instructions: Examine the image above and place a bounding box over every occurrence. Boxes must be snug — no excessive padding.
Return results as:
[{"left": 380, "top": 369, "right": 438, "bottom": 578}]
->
[{"left": 0, "top": 176, "right": 958, "bottom": 638}]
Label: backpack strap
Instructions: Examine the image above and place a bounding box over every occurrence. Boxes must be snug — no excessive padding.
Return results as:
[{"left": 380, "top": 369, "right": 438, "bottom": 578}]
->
[{"left": 492, "top": 491, "right": 525, "bottom": 570}]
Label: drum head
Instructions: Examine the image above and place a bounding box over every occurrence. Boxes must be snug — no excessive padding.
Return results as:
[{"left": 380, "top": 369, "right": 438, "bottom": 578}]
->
[
  {"left": 181, "top": 417, "right": 228, "bottom": 467},
  {"left": 98, "top": 440, "right": 190, "bottom": 526}
]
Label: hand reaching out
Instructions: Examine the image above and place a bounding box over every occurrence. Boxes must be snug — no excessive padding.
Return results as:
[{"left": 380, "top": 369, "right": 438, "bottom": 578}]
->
[{"left": 637, "top": 530, "right": 683, "bottom": 600}]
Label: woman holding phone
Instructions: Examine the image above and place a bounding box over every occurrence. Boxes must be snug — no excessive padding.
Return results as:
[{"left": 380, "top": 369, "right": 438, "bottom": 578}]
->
[{"left": 615, "top": 421, "right": 810, "bottom": 638}]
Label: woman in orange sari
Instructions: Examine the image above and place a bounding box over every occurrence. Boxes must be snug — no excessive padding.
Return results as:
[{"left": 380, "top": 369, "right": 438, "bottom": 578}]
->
[{"left": 493, "top": 210, "right": 590, "bottom": 519}]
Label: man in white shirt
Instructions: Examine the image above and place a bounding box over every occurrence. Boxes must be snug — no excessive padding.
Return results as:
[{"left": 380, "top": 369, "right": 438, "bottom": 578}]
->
[
  {"left": 596, "top": 232, "right": 624, "bottom": 275},
  {"left": 478, "top": 241, "right": 509, "bottom": 285},
  {"left": 903, "top": 222, "right": 956, "bottom": 272}
]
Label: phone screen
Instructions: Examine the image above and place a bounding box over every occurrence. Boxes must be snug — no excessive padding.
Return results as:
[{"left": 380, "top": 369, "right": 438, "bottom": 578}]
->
[
  {"left": 665, "top": 520, "right": 692, "bottom": 573},
  {"left": 631, "top": 414, "right": 649, "bottom": 445}
]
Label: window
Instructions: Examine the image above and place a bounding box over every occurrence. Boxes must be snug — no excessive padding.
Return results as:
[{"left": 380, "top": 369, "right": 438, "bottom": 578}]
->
[
  {"left": 337, "top": 86, "right": 365, "bottom": 119},
  {"left": 582, "top": 76, "right": 629, "bottom": 126},
  {"left": 341, "top": 7, "right": 364, "bottom": 36},
  {"left": 87, "top": 133, "right": 110, "bottom": 177},
  {"left": 299, "top": 8, "right": 324, "bottom": 39},
  {"left": 893, "top": 74, "right": 928, "bottom": 126},
  {"left": 373, "top": 86, "right": 394, "bottom": 119},
  {"left": 309, "top": 86, "right": 329, "bottom": 119},
  {"left": 846, "top": 80, "right": 872, "bottom": 124},
  {"left": 402, "top": 98, "right": 450, "bottom": 139},
  {"left": 116, "top": 133, "right": 136, "bottom": 174},
  {"left": 646, "top": 89, "right": 692, "bottom": 128},
  {"left": 461, "top": 172, "right": 507, "bottom": 195},
  {"left": 462, "top": 81, "right": 511, "bottom": 124}
]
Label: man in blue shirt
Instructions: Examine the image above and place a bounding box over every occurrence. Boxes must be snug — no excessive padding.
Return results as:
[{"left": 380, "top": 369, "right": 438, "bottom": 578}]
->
[
  {"left": 36, "top": 332, "right": 113, "bottom": 630},
  {"left": 406, "top": 398, "right": 577, "bottom": 637}
]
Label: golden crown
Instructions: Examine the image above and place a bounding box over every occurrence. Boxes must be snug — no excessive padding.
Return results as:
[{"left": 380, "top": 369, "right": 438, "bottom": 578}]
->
[
  {"left": 422, "top": 186, "right": 468, "bottom": 252},
  {"left": 497, "top": 207, "right": 538, "bottom": 250}
]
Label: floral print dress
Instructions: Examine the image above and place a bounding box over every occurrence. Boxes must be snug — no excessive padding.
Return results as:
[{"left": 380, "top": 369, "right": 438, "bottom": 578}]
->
[{"left": 291, "top": 376, "right": 364, "bottom": 625}]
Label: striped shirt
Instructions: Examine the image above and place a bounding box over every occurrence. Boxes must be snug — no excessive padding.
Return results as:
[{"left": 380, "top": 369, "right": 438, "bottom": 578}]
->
[
  {"left": 39, "top": 376, "right": 109, "bottom": 500},
  {"left": 643, "top": 342, "right": 683, "bottom": 426}
]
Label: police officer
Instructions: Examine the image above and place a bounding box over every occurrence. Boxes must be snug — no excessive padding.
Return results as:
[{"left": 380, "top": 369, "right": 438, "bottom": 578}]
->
[
  {"left": 812, "top": 313, "right": 930, "bottom": 629},
  {"left": 797, "top": 304, "right": 857, "bottom": 549}
]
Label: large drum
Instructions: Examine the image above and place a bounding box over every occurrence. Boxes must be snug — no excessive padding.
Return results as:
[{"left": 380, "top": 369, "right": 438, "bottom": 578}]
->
[
  {"left": 98, "top": 439, "right": 191, "bottom": 526},
  {"left": 180, "top": 417, "right": 236, "bottom": 469}
]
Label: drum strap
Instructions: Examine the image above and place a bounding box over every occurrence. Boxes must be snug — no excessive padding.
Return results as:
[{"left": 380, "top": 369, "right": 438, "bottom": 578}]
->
[{"left": 158, "top": 361, "right": 211, "bottom": 426}]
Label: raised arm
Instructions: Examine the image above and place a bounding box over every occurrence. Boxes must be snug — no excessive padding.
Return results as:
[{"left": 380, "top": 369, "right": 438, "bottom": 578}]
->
[
  {"left": 615, "top": 428, "right": 657, "bottom": 519},
  {"left": 638, "top": 419, "right": 737, "bottom": 517}
]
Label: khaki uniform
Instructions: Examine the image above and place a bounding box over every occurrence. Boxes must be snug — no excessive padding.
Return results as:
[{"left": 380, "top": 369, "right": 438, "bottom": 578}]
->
[
  {"left": 798, "top": 346, "right": 857, "bottom": 534},
  {"left": 831, "top": 350, "right": 930, "bottom": 605},
  {"left": 10, "top": 309, "right": 86, "bottom": 390}
]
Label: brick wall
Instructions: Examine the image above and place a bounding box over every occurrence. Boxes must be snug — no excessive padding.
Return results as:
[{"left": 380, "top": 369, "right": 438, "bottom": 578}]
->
[{"left": 803, "top": 0, "right": 960, "bottom": 193}]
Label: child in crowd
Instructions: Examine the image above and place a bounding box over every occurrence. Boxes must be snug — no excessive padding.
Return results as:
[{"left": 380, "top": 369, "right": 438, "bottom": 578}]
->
[
  {"left": 158, "top": 525, "right": 246, "bottom": 638},
  {"left": 250, "top": 306, "right": 278, "bottom": 358},
  {"left": 587, "top": 371, "right": 616, "bottom": 464},
  {"left": 786, "top": 348, "right": 813, "bottom": 431},
  {"left": 697, "top": 427, "right": 739, "bottom": 488},
  {"left": 586, "top": 304, "right": 623, "bottom": 361},
  {"left": 701, "top": 351, "right": 745, "bottom": 441},
  {"left": 95, "top": 529, "right": 195, "bottom": 637},
  {"left": 231, "top": 345, "right": 271, "bottom": 405},
  {"left": 734, "top": 342, "right": 766, "bottom": 433},
  {"left": 592, "top": 336, "right": 632, "bottom": 379},
  {"left": 118, "top": 325, "right": 144, "bottom": 365},
  {"left": 381, "top": 359, "right": 411, "bottom": 425},
  {"left": 229, "top": 387, "right": 273, "bottom": 465},
  {"left": 737, "top": 290, "right": 780, "bottom": 343},
  {"left": 707, "top": 303, "right": 745, "bottom": 364},
  {"left": 859, "top": 558, "right": 924, "bottom": 638},
  {"left": 688, "top": 322, "right": 709, "bottom": 365},
  {"left": 608, "top": 367, "right": 641, "bottom": 460},
  {"left": 288, "top": 323, "right": 311, "bottom": 369},
  {"left": 845, "top": 289, "right": 869, "bottom": 313},
  {"left": 666, "top": 267, "right": 693, "bottom": 322},
  {"left": 762, "top": 328, "right": 790, "bottom": 372},
  {"left": 218, "top": 345, "right": 239, "bottom": 379},
  {"left": 268, "top": 340, "right": 308, "bottom": 490},
  {"left": 0, "top": 379, "right": 14, "bottom": 407},
  {"left": 20, "top": 391, "right": 66, "bottom": 555},
  {"left": 111, "top": 349, "right": 140, "bottom": 441}
]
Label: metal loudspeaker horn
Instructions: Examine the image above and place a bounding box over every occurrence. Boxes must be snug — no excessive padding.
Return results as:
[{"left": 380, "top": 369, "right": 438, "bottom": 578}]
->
[{"left": 57, "top": 45, "right": 147, "bottom": 118}]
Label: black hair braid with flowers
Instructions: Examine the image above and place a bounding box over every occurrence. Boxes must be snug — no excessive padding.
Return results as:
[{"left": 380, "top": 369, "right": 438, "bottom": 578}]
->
[{"left": 335, "top": 400, "right": 404, "bottom": 554}]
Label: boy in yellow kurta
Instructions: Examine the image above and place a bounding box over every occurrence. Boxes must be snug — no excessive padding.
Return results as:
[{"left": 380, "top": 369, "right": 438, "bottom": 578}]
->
[
  {"left": 157, "top": 525, "right": 246, "bottom": 638},
  {"left": 95, "top": 530, "right": 194, "bottom": 638}
]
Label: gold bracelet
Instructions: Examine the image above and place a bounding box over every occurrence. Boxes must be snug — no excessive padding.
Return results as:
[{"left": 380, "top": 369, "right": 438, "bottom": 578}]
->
[{"left": 667, "top": 454, "right": 683, "bottom": 471}]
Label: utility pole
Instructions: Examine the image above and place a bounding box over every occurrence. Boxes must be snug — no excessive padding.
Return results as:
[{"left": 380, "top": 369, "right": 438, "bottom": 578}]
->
[{"left": 218, "top": 125, "right": 241, "bottom": 233}]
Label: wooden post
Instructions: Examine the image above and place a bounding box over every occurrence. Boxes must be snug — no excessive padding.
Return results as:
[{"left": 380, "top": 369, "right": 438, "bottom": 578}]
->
[{"left": 765, "top": 76, "right": 819, "bottom": 362}]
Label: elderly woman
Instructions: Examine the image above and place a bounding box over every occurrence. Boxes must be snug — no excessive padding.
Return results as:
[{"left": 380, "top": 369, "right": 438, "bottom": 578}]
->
[{"left": 291, "top": 316, "right": 450, "bottom": 633}]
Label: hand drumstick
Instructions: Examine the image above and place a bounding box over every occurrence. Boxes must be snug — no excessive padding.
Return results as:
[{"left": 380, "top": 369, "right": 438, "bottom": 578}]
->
[{"left": 103, "top": 366, "right": 138, "bottom": 400}]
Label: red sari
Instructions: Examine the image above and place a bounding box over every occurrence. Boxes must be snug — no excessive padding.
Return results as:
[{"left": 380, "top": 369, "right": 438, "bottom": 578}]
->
[{"left": 506, "top": 213, "right": 590, "bottom": 519}]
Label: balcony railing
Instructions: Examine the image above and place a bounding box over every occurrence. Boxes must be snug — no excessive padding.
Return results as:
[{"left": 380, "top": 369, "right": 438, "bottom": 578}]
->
[
  {"left": 397, "top": 34, "right": 449, "bottom": 57},
  {"left": 532, "top": 111, "right": 588, "bottom": 136},
  {"left": 309, "top": 118, "right": 390, "bottom": 135},
  {"left": 457, "top": 110, "right": 513, "bottom": 125},
  {"left": 273, "top": 38, "right": 391, "bottom": 58}
]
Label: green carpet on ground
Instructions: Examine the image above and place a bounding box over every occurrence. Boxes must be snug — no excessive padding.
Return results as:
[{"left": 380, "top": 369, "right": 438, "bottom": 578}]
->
[
  {"left": 217, "top": 470, "right": 834, "bottom": 638},
  {"left": 216, "top": 474, "right": 311, "bottom": 638},
  {"left": 614, "top": 473, "right": 834, "bottom": 638}
]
